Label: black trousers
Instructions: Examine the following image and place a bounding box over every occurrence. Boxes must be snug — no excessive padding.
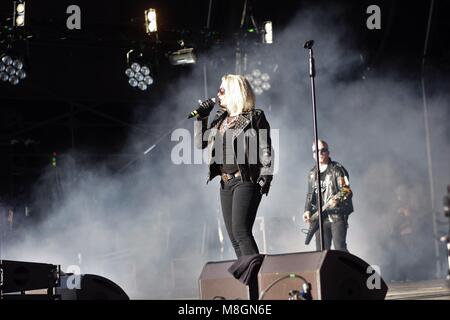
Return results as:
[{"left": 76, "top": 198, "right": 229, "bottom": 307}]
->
[
  {"left": 315, "top": 215, "right": 349, "bottom": 252},
  {"left": 220, "top": 177, "right": 262, "bottom": 257}
]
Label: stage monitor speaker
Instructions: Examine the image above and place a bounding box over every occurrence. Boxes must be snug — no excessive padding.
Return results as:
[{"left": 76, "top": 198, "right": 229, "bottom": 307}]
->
[
  {"left": 56, "top": 274, "right": 129, "bottom": 300},
  {"left": 258, "top": 250, "right": 388, "bottom": 300},
  {"left": 199, "top": 260, "right": 257, "bottom": 300},
  {"left": 0, "top": 260, "right": 60, "bottom": 293}
]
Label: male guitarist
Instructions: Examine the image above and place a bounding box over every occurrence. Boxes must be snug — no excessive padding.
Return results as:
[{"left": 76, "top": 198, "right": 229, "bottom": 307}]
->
[{"left": 302, "top": 140, "right": 353, "bottom": 252}]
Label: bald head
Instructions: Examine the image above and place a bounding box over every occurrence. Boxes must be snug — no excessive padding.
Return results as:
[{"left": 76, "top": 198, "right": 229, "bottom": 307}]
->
[
  {"left": 312, "top": 139, "right": 328, "bottom": 149},
  {"left": 312, "top": 139, "right": 330, "bottom": 164}
]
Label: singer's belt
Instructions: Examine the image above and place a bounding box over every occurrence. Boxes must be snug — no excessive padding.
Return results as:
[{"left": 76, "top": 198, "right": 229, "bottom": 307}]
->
[{"left": 221, "top": 171, "right": 241, "bottom": 183}]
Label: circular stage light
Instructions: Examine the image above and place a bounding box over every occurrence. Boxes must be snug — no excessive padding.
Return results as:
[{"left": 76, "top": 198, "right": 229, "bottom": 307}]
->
[
  {"left": 125, "top": 63, "right": 153, "bottom": 91},
  {"left": 131, "top": 62, "right": 141, "bottom": 73},
  {"left": 144, "top": 76, "right": 153, "bottom": 85},
  {"left": 125, "top": 50, "right": 154, "bottom": 91},
  {"left": 0, "top": 54, "right": 27, "bottom": 86},
  {"left": 128, "top": 78, "right": 138, "bottom": 87},
  {"left": 245, "top": 66, "right": 273, "bottom": 96},
  {"left": 138, "top": 81, "right": 147, "bottom": 91}
]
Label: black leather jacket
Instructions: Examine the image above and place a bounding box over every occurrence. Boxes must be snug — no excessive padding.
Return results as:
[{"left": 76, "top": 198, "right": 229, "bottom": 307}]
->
[
  {"left": 304, "top": 159, "right": 353, "bottom": 217},
  {"left": 194, "top": 108, "right": 273, "bottom": 184}
]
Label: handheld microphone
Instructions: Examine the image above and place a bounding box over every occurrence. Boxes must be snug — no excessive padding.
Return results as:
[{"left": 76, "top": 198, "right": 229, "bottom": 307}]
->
[{"left": 188, "top": 98, "right": 216, "bottom": 119}]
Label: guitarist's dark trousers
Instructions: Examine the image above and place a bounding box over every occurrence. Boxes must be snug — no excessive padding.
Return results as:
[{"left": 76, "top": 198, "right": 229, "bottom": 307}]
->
[{"left": 315, "top": 214, "right": 349, "bottom": 252}]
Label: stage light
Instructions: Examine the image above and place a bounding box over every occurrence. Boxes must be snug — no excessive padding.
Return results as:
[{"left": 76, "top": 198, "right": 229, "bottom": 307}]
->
[
  {"left": 243, "top": 58, "right": 278, "bottom": 96},
  {"left": 13, "top": 1, "right": 26, "bottom": 27},
  {"left": 145, "top": 8, "right": 157, "bottom": 33},
  {"left": 262, "top": 21, "right": 273, "bottom": 44},
  {"left": 125, "top": 50, "right": 154, "bottom": 91},
  {"left": 0, "top": 260, "right": 128, "bottom": 300},
  {"left": 0, "top": 54, "right": 27, "bottom": 85},
  {"left": 168, "top": 48, "right": 196, "bottom": 66},
  {"left": 140, "top": 66, "right": 150, "bottom": 75},
  {"left": 245, "top": 68, "right": 271, "bottom": 95},
  {"left": 51, "top": 152, "right": 57, "bottom": 167}
]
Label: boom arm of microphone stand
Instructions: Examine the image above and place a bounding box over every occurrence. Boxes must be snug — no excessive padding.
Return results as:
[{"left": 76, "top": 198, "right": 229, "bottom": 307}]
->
[{"left": 115, "top": 117, "right": 187, "bottom": 174}]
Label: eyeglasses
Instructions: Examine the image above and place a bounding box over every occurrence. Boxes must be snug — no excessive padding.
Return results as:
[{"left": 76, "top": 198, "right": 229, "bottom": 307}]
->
[
  {"left": 218, "top": 87, "right": 225, "bottom": 95},
  {"left": 313, "top": 148, "right": 328, "bottom": 154}
]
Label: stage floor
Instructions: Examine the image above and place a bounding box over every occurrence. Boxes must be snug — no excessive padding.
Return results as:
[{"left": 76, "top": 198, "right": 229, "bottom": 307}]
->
[{"left": 386, "top": 279, "right": 450, "bottom": 300}]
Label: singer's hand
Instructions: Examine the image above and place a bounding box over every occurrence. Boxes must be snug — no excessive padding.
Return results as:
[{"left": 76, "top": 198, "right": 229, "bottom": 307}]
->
[
  {"left": 257, "top": 175, "right": 272, "bottom": 196},
  {"left": 197, "top": 98, "right": 215, "bottom": 118}
]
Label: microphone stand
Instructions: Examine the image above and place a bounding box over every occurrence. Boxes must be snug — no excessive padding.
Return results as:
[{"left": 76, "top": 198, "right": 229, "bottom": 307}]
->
[{"left": 304, "top": 40, "right": 325, "bottom": 251}]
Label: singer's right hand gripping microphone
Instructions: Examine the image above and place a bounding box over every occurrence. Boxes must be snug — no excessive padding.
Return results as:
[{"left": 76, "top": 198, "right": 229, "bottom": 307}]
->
[{"left": 188, "top": 98, "right": 216, "bottom": 119}]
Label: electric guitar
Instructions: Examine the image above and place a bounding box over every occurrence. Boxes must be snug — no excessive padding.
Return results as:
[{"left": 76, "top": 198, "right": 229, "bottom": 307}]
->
[{"left": 304, "top": 186, "right": 351, "bottom": 245}]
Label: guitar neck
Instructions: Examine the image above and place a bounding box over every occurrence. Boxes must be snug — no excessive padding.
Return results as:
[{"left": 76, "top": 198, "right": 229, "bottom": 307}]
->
[{"left": 310, "top": 191, "right": 348, "bottom": 220}]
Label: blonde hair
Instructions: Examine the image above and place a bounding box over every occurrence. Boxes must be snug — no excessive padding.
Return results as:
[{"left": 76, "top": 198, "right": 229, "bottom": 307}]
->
[{"left": 221, "top": 74, "right": 255, "bottom": 115}]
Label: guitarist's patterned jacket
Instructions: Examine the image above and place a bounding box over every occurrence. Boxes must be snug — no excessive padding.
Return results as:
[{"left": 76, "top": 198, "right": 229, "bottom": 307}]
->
[{"left": 304, "top": 159, "right": 353, "bottom": 219}]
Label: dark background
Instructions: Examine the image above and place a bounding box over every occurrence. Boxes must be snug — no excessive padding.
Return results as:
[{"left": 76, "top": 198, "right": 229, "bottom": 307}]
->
[{"left": 0, "top": 0, "right": 449, "bottom": 210}]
